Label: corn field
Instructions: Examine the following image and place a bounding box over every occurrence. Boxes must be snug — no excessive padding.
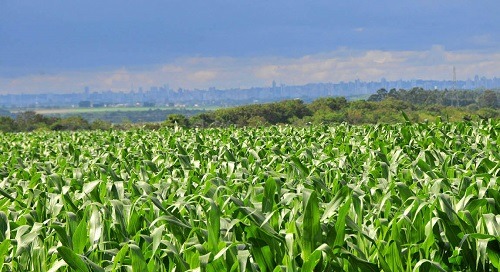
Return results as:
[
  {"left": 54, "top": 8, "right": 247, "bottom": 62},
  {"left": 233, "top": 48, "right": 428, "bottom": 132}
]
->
[{"left": 0, "top": 119, "right": 499, "bottom": 271}]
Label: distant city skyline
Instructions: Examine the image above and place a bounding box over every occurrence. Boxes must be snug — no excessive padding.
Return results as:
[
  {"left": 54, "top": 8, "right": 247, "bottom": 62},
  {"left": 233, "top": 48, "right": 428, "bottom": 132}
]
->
[
  {"left": 2, "top": 76, "right": 499, "bottom": 109},
  {"left": 1, "top": 50, "right": 499, "bottom": 95},
  {"left": 1, "top": 1, "right": 499, "bottom": 94}
]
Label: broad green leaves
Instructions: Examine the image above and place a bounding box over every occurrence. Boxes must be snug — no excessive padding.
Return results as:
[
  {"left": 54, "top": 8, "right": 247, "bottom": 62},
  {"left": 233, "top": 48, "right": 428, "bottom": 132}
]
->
[{"left": 0, "top": 120, "right": 498, "bottom": 271}]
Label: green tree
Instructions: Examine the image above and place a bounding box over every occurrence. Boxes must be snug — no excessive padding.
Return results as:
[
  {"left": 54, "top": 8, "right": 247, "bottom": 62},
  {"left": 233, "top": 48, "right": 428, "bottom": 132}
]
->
[
  {"left": 368, "top": 88, "right": 388, "bottom": 102},
  {"left": 246, "top": 116, "right": 269, "bottom": 127},
  {"left": 377, "top": 97, "right": 415, "bottom": 111},
  {"left": 91, "top": 119, "right": 112, "bottom": 130},
  {"left": 477, "top": 90, "right": 498, "bottom": 108},
  {"left": 163, "top": 114, "right": 190, "bottom": 128},
  {"left": 190, "top": 113, "right": 215, "bottom": 128},
  {"left": 0, "top": 116, "right": 16, "bottom": 132},
  {"left": 311, "top": 109, "right": 346, "bottom": 124},
  {"left": 308, "top": 97, "right": 347, "bottom": 113},
  {"left": 15, "top": 111, "right": 57, "bottom": 131},
  {"left": 51, "top": 116, "right": 91, "bottom": 131}
]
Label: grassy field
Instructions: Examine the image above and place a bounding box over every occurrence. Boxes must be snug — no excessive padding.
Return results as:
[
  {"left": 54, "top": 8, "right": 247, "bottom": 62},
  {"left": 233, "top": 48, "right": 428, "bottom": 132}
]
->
[
  {"left": 9, "top": 106, "right": 214, "bottom": 124},
  {"left": 12, "top": 106, "right": 217, "bottom": 115},
  {"left": 0, "top": 120, "right": 499, "bottom": 271}
]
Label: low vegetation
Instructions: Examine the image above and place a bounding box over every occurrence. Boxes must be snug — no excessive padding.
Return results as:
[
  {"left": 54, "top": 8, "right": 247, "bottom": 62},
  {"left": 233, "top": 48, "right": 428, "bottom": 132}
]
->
[
  {"left": 1, "top": 89, "right": 499, "bottom": 132},
  {"left": 192, "top": 89, "right": 499, "bottom": 127}
]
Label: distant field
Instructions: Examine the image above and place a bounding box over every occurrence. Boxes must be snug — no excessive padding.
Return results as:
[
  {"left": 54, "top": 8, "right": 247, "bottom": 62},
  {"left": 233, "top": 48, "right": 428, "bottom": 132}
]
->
[
  {"left": 8, "top": 106, "right": 213, "bottom": 123},
  {"left": 12, "top": 106, "right": 217, "bottom": 115}
]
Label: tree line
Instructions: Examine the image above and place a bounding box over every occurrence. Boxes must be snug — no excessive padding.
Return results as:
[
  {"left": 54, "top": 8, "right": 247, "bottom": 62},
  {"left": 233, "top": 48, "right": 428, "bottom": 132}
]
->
[
  {"left": 0, "top": 111, "right": 113, "bottom": 132},
  {"left": 170, "top": 88, "right": 499, "bottom": 128},
  {"left": 1, "top": 88, "right": 499, "bottom": 132},
  {"left": 367, "top": 87, "right": 499, "bottom": 109}
]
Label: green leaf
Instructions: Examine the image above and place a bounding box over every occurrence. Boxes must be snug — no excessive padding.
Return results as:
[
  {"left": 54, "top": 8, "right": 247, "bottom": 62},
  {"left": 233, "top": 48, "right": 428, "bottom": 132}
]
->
[
  {"left": 302, "top": 189, "right": 320, "bottom": 261},
  {"left": 334, "top": 198, "right": 351, "bottom": 249},
  {"left": 290, "top": 156, "right": 309, "bottom": 177},
  {"left": 82, "top": 180, "right": 101, "bottom": 196},
  {"left": 151, "top": 225, "right": 164, "bottom": 256},
  {"left": 412, "top": 259, "right": 446, "bottom": 272},
  {"left": 396, "top": 182, "right": 414, "bottom": 201},
  {"left": 208, "top": 201, "right": 221, "bottom": 254},
  {"left": 0, "top": 212, "right": 7, "bottom": 241},
  {"left": 73, "top": 216, "right": 88, "bottom": 254},
  {"left": 130, "top": 244, "right": 148, "bottom": 272},
  {"left": 262, "top": 177, "right": 277, "bottom": 214},
  {"left": 0, "top": 239, "right": 10, "bottom": 269},
  {"left": 51, "top": 225, "right": 72, "bottom": 248},
  {"left": 0, "top": 187, "right": 27, "bottom": 208},
  {"left": 302, "top": 249, "right": 322, "bottom": 271},
  {"left": 342, "top": 250, "right": 380, "bottom": 272},
  {"left": 387, "top": 240, "right": 404, "bottom": 272},
  {"left": 237, "top": 249, "right": 250, "bottom": 272},
  {"left": 416, "top": 159, "right": 439, "bottom": 179},
  {"left": 89, "top": 206, "right": 102, "bottom": 244},
  {"left": 487, "top": 247, "right": 500, "bottom": 269},
  {"left": 112, "top": 243, "right": 129, "bottom": 270},
  {"left": 57, "top": 246, "right": 90, "bottom": 272}
]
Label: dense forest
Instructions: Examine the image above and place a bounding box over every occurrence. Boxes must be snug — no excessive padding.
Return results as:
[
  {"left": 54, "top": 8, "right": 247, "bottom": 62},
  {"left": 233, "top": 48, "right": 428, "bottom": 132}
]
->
[
  {"left": 182, "top": 88, "right": 499, "bottom": 128},
  {"left": 0, "top": 88, "right": 498, "bottom": 132},
  {"left": 367, "top": 87, "right": 498, "bottom": 108}
]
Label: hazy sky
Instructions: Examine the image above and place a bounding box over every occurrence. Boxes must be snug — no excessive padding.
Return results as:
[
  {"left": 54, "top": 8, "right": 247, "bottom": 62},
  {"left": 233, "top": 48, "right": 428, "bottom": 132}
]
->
[{"left": 1, "top": 1, "right": 499, "bottom": 93}]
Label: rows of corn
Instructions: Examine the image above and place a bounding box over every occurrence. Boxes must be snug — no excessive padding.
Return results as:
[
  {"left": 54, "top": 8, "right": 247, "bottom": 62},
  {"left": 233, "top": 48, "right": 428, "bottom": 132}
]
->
[{"left": 0, "top": 119, "right": 499, "bottom": 271}]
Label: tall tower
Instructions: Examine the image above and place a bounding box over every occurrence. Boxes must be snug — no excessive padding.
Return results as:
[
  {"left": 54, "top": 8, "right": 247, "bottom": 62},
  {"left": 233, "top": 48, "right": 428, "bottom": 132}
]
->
[{"left": 453, "top": 66, "right": 459, "bottom": 106}]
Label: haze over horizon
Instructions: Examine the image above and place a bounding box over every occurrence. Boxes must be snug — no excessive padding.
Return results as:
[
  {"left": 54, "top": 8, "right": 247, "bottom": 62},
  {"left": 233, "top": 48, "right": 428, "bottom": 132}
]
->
[{"left": 1, "top": 1, "right": 499, "bottom": 94}]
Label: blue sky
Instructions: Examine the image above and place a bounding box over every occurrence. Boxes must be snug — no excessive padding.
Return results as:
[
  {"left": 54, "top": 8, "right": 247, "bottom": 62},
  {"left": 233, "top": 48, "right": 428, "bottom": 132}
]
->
[{"left": 1, "top": 1, "right": 499, "bottom": 93}]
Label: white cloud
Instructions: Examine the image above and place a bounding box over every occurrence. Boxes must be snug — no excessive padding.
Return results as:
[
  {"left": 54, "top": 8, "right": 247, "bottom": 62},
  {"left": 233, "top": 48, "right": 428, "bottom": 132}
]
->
[
  {"left": 161, "top": 65, "right": 184, "bottom": 73},
  {"left": 1, "top": 47, "right": 500, "bottom": 94},
  {"left": 187, "top": 70, "right": 218, "bottom": 82}
]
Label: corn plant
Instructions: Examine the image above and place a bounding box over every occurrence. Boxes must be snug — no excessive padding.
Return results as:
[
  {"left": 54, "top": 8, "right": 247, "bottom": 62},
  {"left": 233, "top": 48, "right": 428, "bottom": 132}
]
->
[{"left": 0, "top": 119, "right": 498, "bottom": 271}]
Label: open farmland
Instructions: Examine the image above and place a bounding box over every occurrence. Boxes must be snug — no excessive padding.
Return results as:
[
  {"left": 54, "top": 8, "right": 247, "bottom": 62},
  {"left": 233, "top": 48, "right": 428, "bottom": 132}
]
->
[
  {"left": 0, "top": 120, "right": 499, "bottom": 271},
  {"left": 12, "top": 107, "right": 210, "bottom": 124}
]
